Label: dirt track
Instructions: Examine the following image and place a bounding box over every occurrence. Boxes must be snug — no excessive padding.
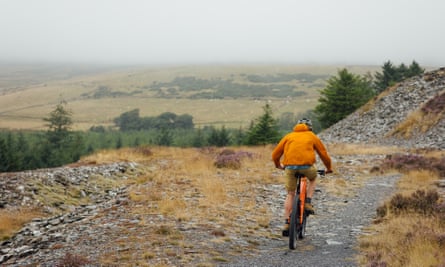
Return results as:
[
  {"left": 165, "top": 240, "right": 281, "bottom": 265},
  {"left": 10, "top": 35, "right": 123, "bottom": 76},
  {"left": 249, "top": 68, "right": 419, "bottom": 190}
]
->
[{"left": 218, "top": 172, "right": 400, "bottom": 267}]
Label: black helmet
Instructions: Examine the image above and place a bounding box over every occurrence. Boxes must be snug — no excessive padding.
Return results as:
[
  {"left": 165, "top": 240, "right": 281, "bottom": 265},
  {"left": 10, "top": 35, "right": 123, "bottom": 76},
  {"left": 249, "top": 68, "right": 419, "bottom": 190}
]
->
[{"left": 297, "top": 118, "right": 312, "bottom": 129}]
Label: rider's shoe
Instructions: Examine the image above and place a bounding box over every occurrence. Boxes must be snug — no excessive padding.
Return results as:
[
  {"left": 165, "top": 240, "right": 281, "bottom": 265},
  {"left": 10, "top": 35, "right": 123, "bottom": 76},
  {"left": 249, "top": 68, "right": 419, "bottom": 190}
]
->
[
  {"left": 305, "top": 203, "right": 315, "bottom": 214},
  {"left": 282, "top": 219, "right": 289, "bottom": 237}
]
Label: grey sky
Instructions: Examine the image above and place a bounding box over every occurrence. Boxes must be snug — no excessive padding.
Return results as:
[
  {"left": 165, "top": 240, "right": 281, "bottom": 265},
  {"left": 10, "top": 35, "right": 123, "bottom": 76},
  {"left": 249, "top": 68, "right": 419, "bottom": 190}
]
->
[{"left": 1, "top": 0, "right": 444, "bottom": 66}]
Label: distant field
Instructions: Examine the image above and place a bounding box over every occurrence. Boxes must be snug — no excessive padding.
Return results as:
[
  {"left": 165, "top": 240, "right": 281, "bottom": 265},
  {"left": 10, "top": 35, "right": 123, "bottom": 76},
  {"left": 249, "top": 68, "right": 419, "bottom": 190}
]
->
[{"left": 0, "top": 63, "right": 380, "bottom": 130}]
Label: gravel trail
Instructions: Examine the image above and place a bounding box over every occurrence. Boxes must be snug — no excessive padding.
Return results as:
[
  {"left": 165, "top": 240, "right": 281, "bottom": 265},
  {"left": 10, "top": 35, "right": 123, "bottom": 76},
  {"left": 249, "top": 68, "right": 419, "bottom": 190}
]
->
[{"left": 219, "top": 173, "right": 400, "bottom": 267}]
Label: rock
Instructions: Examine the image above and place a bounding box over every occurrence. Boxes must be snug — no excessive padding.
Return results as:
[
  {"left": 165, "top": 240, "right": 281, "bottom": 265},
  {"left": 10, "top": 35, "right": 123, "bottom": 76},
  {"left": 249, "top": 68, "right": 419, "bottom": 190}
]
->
[{"left": 0, "top": 162, "right": 133, "bottom": 265}]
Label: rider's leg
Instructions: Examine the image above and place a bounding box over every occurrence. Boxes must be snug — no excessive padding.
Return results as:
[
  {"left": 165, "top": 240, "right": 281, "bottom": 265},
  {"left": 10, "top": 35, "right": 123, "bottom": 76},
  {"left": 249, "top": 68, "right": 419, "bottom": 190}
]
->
[
  {"left": 284, "top": 191, "right": 295, "bottom": 219},
  {"left": 307, "top": 178, "right": 317, "bottom": 199},
  {"left": 284, "top": 168, "right": 297, "bottom": 220},
  {"left": 300, "top": 166, "right": 318, "bottom": 214},
  {"left": 282, "top": 190, "right": 295, "bottom": 236},
  {"left": 283, "top": 169, "right": 297, "bottom": 235}
]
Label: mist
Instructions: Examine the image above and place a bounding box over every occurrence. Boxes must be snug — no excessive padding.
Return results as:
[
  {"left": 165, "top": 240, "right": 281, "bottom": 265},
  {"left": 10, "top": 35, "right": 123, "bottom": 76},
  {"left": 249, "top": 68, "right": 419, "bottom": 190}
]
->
[{"left": 1, "top": 0, "right": 444, "bottom": 66}]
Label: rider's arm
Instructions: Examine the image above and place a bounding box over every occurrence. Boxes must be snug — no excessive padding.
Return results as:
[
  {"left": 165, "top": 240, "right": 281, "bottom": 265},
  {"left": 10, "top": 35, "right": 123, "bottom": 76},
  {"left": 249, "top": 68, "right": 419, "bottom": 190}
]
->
[
  {"left": 271, "top": 138, "right": 286, "bottom": 169},
  {"left": 313, "top": 135, "right": 332, "bottom": 172}
]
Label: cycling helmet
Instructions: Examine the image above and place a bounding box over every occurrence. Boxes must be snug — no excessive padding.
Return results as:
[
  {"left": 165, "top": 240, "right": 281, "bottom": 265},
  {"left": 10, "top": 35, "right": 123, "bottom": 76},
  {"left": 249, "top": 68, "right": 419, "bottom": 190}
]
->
[{"left": 297, "top": 118, "right": 312, "bottom": 130}]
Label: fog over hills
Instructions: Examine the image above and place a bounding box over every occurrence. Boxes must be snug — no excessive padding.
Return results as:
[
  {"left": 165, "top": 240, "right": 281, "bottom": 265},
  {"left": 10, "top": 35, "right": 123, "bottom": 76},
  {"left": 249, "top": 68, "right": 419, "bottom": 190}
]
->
[{"left": 1, "top": 1, "right": 445, "bottom": 66}]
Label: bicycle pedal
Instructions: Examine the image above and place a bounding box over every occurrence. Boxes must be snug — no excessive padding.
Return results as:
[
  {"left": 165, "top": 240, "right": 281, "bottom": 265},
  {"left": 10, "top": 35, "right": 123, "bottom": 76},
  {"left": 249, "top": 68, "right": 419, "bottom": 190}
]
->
[
  {"left": 282, "top": 230, "right": 289, "bottom": 237},
  {"left": 305, "top": 209, "right": 315, "bottom": 215}
]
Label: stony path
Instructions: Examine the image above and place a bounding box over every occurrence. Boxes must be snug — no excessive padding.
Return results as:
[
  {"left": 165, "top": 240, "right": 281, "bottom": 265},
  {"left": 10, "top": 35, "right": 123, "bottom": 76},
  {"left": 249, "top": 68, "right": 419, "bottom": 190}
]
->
[{"left": 219, "top": 173, "right": 401, "bottom": 267}]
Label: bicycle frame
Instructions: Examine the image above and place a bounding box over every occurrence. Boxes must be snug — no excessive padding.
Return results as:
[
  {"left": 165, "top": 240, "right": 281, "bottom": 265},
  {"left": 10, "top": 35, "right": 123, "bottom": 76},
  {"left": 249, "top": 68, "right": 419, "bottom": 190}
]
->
[
  {"left": 288, "top": 169, "right": 325, "bottom": 250},
  {"left": 296, "top": 174, "right": 307, "bottom": 225}
]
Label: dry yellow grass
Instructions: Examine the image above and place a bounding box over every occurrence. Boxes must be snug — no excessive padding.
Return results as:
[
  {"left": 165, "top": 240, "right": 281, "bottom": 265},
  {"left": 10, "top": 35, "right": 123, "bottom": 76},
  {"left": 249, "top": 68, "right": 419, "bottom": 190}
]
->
[
  {"left": 0, "top": 208, "right": 44, "bottom": 240},
  {"left": 389, "top": 109, "right": 443, "bottom": 139},
  {"left": 327, "top": 143, "right": 405, "bottom": 156},
  {"left": 359, "top": 214, "right": 444, "bottom": 267},
  {"left": 396, "top": 170, "right": 440, "bottom": 193},
  {"left": 358, "top": 170, "right": 444, "bottom": 266}
]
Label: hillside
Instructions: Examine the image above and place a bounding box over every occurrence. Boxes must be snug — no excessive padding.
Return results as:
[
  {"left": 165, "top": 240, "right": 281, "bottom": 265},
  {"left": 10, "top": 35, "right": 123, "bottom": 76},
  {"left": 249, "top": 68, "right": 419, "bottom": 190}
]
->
[{"left": 320, "top": 67, "right": 445, "bottom": 149}]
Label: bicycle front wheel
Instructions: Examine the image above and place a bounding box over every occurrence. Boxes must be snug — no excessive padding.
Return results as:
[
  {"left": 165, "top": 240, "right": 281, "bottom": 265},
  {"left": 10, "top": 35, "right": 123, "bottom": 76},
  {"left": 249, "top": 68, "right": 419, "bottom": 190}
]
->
[
  {"left": 298, "top": 211, "right": 307, "bottom": 239},
  {"left": 288, "top": 197, "right": 300, "bottom": 250}
]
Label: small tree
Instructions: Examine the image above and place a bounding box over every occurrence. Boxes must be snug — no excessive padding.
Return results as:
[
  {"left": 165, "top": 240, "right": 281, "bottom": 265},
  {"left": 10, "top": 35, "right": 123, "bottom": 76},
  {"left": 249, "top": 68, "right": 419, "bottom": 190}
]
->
[
  {"left": 246, "top": 103, "right": 280, "bottom": 145},
  {"left": 407, "top": 61, "right": 424, "bottom": 77},
  {"left": 42, "top": 101, "right": 82, "bottom": 167},
  {"left": 192, "top": 127, "right": 206, "bottom": 147},
  {"left": 315, "top": 68, "right": 375, "bottom": 129},
  {"left": 233, "top": 126, "right": 245, "bottom": 146},
  {"left": 207, "top": 126, "right": 231, "bottom": 147},
  {"left": 44, "top": 100, "right": 73, "bottom": 141}
]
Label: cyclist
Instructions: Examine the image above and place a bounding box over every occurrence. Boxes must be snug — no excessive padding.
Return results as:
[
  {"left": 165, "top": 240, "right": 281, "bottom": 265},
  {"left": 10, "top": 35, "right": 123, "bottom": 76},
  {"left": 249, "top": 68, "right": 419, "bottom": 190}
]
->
[{"left": 271, "top": 118, "right": 333, "bottom": 236}]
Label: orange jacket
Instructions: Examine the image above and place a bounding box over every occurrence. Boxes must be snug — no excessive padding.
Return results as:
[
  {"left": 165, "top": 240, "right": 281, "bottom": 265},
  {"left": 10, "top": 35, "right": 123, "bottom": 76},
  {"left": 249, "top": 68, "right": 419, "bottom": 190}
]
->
[{"left": 272, "top": 124, "right": 332, "bottom": 170}]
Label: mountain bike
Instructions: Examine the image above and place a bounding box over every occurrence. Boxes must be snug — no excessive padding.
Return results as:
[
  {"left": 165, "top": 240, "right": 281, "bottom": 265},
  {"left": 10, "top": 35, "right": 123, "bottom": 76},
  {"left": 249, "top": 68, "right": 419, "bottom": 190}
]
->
[{"left": 288, "top": 169, "right": 326, "bottom": 250}]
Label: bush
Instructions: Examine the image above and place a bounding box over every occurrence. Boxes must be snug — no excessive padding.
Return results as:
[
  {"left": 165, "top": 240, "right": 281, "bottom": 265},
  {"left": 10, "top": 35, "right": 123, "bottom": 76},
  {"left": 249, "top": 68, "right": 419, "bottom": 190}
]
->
[
  {"left": 421, "top": 92, "right": 445, "bottom": 115},
  {"left": 378, "top": 189, "right": 440, "bottom": 216},
  {"left": 213, "top": 150, "right": 254, "bottom": 169},
  {"left": 381, "top": 153, "right": 445, "bottom": 177},
  {"left": 55, "top": 252, "right": 91, "bottom": 267}
]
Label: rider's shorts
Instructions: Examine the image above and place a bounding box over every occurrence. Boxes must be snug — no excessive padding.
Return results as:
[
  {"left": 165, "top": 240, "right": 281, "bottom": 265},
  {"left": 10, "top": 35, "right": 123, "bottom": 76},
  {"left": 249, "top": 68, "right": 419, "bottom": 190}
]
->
[{"left": 284, "top": 165, "right": 317, "bottom": 192}]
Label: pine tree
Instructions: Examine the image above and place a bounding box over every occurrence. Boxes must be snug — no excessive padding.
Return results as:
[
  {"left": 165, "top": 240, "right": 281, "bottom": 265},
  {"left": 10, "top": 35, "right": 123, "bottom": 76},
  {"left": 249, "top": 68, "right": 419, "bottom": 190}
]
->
[
  {"left": 192, "top": 127, "right": 206, "bottom": 147},
  {"left": 42, "top": 101, "right": 82, "bottom": 167},
  {"left": 374, "top": 60, "right": 425, "bottom": 93},
  {"left": 246, "top": 104, "right": 280, "bottom": 145},
  {"left": 315, "top": 68, "right": 375, "bottom": 129}
]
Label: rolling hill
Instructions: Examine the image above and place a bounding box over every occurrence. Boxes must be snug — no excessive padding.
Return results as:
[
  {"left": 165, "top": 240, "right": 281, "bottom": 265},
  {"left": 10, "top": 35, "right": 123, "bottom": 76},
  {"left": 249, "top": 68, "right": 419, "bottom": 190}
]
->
[{"left": 0, "top": 64, "right": 380, "bottom": 130}]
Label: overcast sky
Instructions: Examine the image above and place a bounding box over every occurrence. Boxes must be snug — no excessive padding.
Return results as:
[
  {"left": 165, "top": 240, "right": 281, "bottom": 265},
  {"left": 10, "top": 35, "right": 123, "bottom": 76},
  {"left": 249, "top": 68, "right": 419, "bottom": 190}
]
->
[{"left": 1, "top": 0, "right": 444, "bottom": 66}]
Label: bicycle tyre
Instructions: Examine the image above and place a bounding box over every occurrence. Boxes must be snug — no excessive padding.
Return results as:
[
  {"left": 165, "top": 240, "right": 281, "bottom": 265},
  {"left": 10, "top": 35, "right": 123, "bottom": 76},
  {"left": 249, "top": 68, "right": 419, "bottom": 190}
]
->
[
  {"left": 298, "top": 211, "right": 307, "bottom": 239},
  {"left": 288, "top": 197, "right": 300, "bottom": 250}
]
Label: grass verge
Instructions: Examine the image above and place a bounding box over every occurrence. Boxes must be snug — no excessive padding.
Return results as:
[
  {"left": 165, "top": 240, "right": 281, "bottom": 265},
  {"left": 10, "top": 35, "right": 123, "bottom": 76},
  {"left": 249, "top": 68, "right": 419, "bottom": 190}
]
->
[{"left": 358, "top": 157, "right": 445, "bottom": 266}]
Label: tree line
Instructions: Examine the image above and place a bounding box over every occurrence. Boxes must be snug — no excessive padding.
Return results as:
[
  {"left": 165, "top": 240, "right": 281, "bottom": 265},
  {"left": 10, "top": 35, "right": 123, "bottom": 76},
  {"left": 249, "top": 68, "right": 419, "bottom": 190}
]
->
[
  {"left": 0, "top": 60, "right": 425, "bottom": 172},
  {"left": 0, "top": 102, "right": 274, "bottom": 172},
  {"left": 113, "top": 109, "right": 194, "bottom": 131}
]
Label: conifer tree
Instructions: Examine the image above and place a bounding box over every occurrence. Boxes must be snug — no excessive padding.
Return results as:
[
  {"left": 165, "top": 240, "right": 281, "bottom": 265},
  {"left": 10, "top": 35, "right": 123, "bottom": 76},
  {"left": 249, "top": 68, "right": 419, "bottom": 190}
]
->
[
  {"left": 42, "top": 101, "right": 82, "bottom": 167},
  {"left": 246, "top": 104, "right": 280, "bottom": 145},
  {"left": 315, "top": 68, "right": 374, "bottom": 129}
]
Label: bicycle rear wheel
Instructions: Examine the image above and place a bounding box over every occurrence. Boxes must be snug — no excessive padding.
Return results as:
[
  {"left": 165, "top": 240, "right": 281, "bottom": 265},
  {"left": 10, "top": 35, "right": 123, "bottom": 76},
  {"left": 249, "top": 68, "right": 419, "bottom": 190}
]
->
[{"left": 288, "top": 197, "right": 300, "bottom": 250}]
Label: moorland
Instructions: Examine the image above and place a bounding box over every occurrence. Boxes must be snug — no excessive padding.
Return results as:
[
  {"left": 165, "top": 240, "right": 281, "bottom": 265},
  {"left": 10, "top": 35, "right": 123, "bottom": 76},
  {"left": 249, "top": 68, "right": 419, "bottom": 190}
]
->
[
  {"left": 0, "top": 63, "right": 380, "bottom": 130},
  {"left": 1, "top": 63, "right": 443, "bottom": 266}
]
